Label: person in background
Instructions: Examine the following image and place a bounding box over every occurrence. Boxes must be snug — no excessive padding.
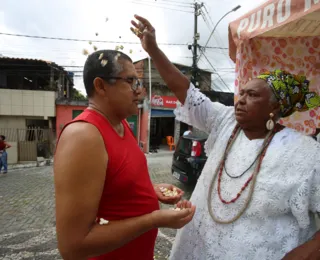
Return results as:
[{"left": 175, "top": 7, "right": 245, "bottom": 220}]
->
[
  {"left": 183, "top": 126, "right": 193, "bottom": 136},
  {"left": 0, "top": 135, "right": 11, "bottom": 174},
  {"left": 54, "top": 50, "right": 196, "bottom": 260},
  {"left": 131, "top": 14, "right": 320, "bottom": 260}
]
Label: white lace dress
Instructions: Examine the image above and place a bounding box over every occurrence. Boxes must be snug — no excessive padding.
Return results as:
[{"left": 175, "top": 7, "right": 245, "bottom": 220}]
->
[{"left": 170, "top": 84, "right": 320, "bottom": 260}]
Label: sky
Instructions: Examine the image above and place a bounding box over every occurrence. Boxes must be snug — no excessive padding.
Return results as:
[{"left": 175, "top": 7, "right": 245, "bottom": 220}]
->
[{"left": 0, "top": 0, "right": 268, "bottom": 93}]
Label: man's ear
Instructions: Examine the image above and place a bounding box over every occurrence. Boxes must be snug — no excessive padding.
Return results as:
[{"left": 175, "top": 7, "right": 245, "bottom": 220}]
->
[{"left": 93, "top": 78, "right": 107, "bottom": 96}]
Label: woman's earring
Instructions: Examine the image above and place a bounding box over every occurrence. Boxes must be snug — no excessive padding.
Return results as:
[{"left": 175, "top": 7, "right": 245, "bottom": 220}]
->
[{"left": 266, "top": 113, "right": 275, "bottom": 131}]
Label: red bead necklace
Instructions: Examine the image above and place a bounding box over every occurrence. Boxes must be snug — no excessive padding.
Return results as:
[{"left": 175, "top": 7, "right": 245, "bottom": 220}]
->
[{"left": 217, "top": 124, "right": 281, "bottom": 205}]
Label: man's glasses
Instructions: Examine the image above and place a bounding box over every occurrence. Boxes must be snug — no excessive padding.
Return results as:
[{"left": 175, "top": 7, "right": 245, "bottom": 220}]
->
[{"left": 99, "top": 76, "right": 142, "bottom": 91}]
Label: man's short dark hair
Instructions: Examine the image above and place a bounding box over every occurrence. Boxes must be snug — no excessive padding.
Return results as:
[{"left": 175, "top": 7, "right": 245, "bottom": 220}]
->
[
  {"left": 83, "top": 50, "right": 132, "bottom": 97},
  {"left": 0, "top": 135, "right": 5, "bottom": 140}
]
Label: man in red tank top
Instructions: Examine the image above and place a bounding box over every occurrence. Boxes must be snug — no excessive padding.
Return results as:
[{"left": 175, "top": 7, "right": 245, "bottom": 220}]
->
[{"left": 54, "top": 45, "right": 196, "bottom": 259}]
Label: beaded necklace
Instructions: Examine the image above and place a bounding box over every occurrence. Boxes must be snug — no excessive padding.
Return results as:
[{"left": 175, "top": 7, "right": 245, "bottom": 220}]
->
[{"left": 207, "top": 124, "right": 283, "bottom": 224}]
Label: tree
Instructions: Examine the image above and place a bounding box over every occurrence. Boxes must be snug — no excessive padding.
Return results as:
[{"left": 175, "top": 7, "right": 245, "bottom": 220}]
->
[{"left": 72, "top": 88, "right": 88, "bottom": 101}]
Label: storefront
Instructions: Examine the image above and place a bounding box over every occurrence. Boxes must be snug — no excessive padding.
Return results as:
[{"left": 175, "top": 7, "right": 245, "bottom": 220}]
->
[{"left": 149, "top": 95, "right": 178, "bottom": 150}]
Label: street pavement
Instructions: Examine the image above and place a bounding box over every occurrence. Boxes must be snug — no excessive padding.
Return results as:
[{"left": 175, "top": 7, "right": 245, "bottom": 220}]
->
[{"left": 0, "top": 150, "right": 194, "bottom": 260}]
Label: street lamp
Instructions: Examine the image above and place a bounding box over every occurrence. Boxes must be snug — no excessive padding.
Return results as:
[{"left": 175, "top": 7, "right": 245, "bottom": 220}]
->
[{"left": 197, "top": 5, "right": 241, "bottom": 62}]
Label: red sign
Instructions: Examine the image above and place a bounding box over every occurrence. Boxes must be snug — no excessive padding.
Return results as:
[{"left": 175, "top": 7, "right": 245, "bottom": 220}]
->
[{"left": 151, "top": 95, "right": 178, "bottom": 108}]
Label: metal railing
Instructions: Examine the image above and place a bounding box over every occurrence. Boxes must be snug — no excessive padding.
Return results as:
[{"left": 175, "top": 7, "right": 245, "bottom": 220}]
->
[{"left": 0, "top": 128, "right": 55, "bottom": 161}]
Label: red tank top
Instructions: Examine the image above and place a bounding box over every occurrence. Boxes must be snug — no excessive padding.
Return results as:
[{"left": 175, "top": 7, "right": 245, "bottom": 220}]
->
[{"left": 61, "top": 109, "right": 159, "bottom": 260}]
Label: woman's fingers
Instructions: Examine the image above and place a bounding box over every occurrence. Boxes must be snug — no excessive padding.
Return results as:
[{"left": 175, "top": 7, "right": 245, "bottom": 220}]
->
[
  {"left": 130, "top": 27, "right": 142, "bottom": 38},
  {"left": 134, "top": 15, "right": 153, "bottom": 30}
]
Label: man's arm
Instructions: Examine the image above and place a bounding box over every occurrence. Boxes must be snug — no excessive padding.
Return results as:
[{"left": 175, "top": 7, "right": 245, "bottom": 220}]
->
[
  {"left": 4, "top": 142, "right": 11, "bottom": 149},
  {"left": 54, "top": 122, "right": 195, "bottom": 259}
]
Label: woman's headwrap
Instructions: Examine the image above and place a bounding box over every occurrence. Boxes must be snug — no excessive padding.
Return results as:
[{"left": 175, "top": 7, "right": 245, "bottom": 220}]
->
[{"left": 257, "top": 69, "right": 320, "bottom": 118}]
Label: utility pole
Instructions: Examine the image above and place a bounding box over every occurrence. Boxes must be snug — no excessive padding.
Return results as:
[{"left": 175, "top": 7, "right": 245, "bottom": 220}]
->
[{"left": 191, "top": 2, "right": 203, "bottom": 87}]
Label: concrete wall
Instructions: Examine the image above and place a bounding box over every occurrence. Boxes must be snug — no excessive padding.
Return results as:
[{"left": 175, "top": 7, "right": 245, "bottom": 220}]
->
[
  {"left": 0, "top": 89, "right": 55, "bottom": 118},
  {"left": 56, "top": 104, "right": 87, "bottom": 137},
  {"left": 6, "top": 141, "right": 18, "bottom": 164},
  {"left": 0, "top": 116, "right": 26, "bottom": 129}
]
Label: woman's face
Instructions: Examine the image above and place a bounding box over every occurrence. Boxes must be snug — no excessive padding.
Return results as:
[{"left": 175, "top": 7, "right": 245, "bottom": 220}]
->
[{"left": 235, "top": 79, "right": 279, "bottom": 129}]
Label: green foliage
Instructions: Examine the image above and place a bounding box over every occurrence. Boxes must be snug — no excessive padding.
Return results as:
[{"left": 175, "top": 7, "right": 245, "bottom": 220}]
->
[{"left": 72, "top": 88, "right": 87, "bottom": 101}]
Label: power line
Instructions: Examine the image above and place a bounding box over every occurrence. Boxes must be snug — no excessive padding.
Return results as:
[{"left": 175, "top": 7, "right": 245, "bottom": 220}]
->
[
  {"left": 129, "top": 0, "right": 193, "bottom": 8},
  {"left": 142, "top": 0, "right": 194, "bottom": 5},
  {"left": 205, "top": 46, "right": 228, "bottom": 50},
  {"left": 203, "top": 4, "right": 215, "bottom": 28},
  {"left": 0, "top": 32, "right": 187, "bottom": 46},
  {"left": 201, "top": 11, "right": 212, "bottom": 31},
  {"left": 0, "top": 32, "right": 228, "bottom": 50},
  {"left": 199, "top": 50, "right": 232, "bottom": 92},
  {"left": 130, "top": 1, "right": 194, "bottom": 13},
  {"left": 0, "top": 58, "right": 194, "bottom": 69}
]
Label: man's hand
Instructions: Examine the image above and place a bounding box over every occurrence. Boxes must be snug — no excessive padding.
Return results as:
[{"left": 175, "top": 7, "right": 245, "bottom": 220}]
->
[
  {"left": 282, "top": 237, "right": 320, "bottom": 260},
  {"left": 154, "top": 183, "right": 184, "bottom": 205},
  {"left": 151, "top": 203, "right": 196, "bottom": 229},
  {"left": 131, "top": 15, "right": 158, "bottom": 54}
]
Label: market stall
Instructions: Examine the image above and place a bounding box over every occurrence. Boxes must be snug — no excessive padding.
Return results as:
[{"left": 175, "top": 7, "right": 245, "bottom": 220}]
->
[{"left": 228, "top": 0, "right": 320, "bottom": 134}]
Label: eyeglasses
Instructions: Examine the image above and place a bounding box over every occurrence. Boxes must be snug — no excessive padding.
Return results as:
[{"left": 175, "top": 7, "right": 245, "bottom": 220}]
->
[{"left": 99, "top": 76, "right": 142, "bottom": 91}]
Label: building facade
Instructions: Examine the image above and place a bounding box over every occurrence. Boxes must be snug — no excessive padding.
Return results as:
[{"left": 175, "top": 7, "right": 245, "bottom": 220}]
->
[
  {"left": 133, "top": 58, "right": 213, "bottom": 153},
  {"left": 0, "top": 57, "right": 73, "bottom": 163}
]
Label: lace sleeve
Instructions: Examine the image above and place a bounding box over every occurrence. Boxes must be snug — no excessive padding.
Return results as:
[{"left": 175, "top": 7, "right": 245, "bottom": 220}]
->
[
  {"left": 289, "top": 162, "right": 320, "bottom": 229},
  {"left": 174, "top": 83, "right": 234, "bottom": 134}
]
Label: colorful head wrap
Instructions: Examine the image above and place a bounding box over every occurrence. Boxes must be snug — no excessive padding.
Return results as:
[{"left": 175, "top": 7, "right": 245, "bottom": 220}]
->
[{"left": 257, "top": 69, "right": 320, "bottom": 118}]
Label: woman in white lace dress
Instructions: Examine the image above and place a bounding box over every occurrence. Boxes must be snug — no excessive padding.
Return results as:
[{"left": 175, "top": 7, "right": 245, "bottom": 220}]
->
[{"left": 131, "top": 15, "right": 320, "bottom": 259}]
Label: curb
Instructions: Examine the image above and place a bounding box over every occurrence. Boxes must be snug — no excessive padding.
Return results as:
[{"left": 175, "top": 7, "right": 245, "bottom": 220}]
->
[{"left": 8, "top": 159, "right": 53, "bottom": 170}]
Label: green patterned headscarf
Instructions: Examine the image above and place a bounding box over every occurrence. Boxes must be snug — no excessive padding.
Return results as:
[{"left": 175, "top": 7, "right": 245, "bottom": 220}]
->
[{"left": 257, "top": 69, "right": 320, "bottom": 118}]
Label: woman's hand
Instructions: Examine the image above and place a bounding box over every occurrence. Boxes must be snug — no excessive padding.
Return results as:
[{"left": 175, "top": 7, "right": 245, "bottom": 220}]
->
[
  {"left": 131, "top": 15, "right": 158, "bottom": 54},
  {"left": 151, "top": 203, "right": 196, "bottom": 229},
  {"left": 154, "top": 183, "right": 184, "bottom": 205}
]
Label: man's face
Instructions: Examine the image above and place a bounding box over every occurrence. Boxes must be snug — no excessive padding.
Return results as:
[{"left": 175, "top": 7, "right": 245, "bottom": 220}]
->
[
  {"left": 99, "top": 60, "right": 142, "bottom": 117},
  {"left": 235, "top": 79, "right": 277, "bottom": 128}
]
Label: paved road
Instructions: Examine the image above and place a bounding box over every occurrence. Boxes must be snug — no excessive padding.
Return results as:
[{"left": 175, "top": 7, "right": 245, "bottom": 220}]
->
[{"left": 0, "top": 151, "right": 194, "bottom": 260}]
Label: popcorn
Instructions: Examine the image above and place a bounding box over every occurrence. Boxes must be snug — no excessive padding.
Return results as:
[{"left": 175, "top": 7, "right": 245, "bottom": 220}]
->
[
  {"left": 101, "top": 59, "right": 108, "bottom": 67},
  {"left": 159, "top": 187, "right": 179, "bottom": 197},
  {"left": 93, "top": 45, "right": 98, "bottom": 51},
  {"left": 98, "top": 218, "right": 109, "bottom": 225},
  {"left": 114, "top": 53, "right": 121, "bottom": 62},
  {"left": 129, "top": 49, "right": 133, "bottom": 54},
  {"left": 82, "top": 49, "right": 89, "bottom": 56},
  {"left": 170, "top": 207, "right": 185, "bottom": 211},
  {"left": 133, "top": 28, "right": 142, "bottom": 36}
]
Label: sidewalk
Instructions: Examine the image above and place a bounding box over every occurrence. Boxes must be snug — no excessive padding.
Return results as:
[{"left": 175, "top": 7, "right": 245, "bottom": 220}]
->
[{"left": 7, "top": 158, "right": 53, "bottom": 170}]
